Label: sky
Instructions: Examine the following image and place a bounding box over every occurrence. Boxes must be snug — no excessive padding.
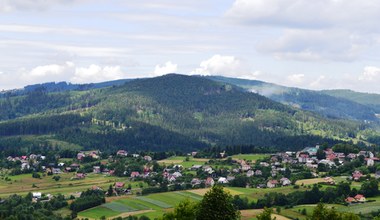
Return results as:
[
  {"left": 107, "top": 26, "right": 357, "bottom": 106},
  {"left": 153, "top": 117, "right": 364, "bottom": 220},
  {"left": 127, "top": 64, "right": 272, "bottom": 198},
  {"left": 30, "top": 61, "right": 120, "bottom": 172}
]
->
[{"left": 1, "top": 0, "right": 380, "bottom": 93}]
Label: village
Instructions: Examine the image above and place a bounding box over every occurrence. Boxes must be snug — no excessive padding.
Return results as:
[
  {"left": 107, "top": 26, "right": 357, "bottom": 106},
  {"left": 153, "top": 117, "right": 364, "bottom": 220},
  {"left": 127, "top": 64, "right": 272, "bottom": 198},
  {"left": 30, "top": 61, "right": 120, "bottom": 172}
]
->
[{"left": 2, "top": 143, "right": 379, "bottom": 206}]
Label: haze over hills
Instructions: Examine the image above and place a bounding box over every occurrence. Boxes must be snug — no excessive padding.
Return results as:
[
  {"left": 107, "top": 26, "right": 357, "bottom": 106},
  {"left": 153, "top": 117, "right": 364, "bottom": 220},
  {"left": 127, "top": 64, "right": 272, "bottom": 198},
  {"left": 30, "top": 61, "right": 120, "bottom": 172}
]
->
[
  {"left": 207, "top": 76, "right": 380, "bottom": 122},
  {"left": 1, "top": 74, "right": 380, "bottom": 154}
]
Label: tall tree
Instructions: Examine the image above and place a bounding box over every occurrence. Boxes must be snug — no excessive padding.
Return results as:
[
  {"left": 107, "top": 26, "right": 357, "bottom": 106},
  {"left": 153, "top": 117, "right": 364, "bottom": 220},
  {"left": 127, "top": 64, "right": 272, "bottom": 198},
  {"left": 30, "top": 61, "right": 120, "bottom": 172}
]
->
[{"left": 196, "top": 185, "right": 240, "bottom": 220}]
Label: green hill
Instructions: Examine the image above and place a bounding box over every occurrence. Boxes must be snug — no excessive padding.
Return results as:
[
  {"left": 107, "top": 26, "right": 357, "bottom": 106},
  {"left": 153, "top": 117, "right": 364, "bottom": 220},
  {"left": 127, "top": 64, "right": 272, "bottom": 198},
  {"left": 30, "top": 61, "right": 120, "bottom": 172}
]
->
[
  {"left": 0, "top": 74, "right": 378, "bottom": 153},
  {"left": 321, "top": 89, "right": 380, "bottom": 113},
  {"left": 207, "top": 76, "right": 379, "bottom": 121}
]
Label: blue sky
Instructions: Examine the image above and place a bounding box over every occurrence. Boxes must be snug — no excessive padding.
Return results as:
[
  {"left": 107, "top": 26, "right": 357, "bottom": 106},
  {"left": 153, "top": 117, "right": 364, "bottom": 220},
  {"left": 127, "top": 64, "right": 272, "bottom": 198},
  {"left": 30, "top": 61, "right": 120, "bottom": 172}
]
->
[{"left": 1, "top": 0, "right": 380, "bottom": 93}]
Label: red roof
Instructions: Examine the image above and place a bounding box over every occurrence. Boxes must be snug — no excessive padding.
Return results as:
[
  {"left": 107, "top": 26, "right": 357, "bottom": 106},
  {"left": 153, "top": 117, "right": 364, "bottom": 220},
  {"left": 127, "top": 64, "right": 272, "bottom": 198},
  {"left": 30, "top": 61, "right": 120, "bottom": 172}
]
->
[
  {"left": 345, "top": 197, "right": 355, "bottom": 202},
  {"left": 354, "top": 194, "right": 365, "bottom": 200},
  {"left": 115, "top": 182, "right": 125, "bottom": 188}
]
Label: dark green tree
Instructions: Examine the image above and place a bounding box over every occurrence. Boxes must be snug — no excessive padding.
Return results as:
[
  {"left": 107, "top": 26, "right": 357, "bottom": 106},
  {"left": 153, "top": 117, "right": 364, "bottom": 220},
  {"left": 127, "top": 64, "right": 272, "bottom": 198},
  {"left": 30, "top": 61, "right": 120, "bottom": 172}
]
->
[{"left": 196, "top": 185, "right": 240, "bottom": 220}]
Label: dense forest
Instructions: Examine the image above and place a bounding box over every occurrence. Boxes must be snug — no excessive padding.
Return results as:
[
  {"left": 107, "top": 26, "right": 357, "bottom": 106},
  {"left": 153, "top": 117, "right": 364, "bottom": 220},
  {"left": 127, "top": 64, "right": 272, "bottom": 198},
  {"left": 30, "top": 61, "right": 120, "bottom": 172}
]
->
[
  {"left": 207, "top": 75, "right": 380, "bottom": 121},
  {"left": 0, "top": 74, "right": 379, "bottom": 153}
]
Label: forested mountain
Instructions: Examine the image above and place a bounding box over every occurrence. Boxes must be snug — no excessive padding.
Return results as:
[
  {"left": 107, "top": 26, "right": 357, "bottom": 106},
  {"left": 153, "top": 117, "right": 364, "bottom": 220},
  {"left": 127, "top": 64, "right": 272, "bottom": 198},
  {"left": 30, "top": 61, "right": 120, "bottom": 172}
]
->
[
  {"left": 321, "top": 89, "right": 380, "bottom": 113},
  {"left": 207, "top": 76, "right": 379, "bottom": 121},
  {"left": 0, "top": 74, "right": 378, "bottom": 153},
  {"left": 0, "top": 79, "right": 132, "bottom": 97}
]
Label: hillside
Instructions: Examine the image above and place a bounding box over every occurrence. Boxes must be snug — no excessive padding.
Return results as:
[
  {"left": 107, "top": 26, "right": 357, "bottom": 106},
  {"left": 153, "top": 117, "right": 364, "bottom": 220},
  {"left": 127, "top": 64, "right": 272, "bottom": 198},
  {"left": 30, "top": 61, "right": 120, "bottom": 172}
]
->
[
  {"left": 321, "top": 89, "right": 380, "bottom": 113},
  {"left": 207, "top": 76, "right": 379, "bottom": 121},
  {"left": 0, "top": 74, "right": 378, "bottom": 153}
]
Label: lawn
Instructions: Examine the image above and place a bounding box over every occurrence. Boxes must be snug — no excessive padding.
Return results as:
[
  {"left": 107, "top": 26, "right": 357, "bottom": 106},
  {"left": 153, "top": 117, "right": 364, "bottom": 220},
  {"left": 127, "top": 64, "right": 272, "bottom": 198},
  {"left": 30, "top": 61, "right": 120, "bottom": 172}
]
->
[
  {"left": 158, "top": 156, "right": 208, "bottom": 168},
  {"left": 230, "top": 154, "right": 270, "bottom": 162},
  {"left": 0, "top": 172, "right": 135, "bottom": 197},
  {"left": 79, "top": 206, "right": 120, "bottom": 219},
  {"left": 79, "top": 190, "right": 203, "bottom": 219}
]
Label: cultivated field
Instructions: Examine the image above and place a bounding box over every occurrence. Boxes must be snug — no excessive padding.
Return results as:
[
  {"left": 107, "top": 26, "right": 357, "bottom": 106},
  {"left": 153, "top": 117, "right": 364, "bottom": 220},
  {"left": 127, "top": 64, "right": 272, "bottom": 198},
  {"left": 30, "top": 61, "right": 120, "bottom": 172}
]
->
[
  {"left": 230, "top": 154, "right": 270, "bottom": 162},
  {"left": 158, "top": 156, "right": 208, "bottom": 168},
  {"left": 78, "top": 190, "right": 203, "bottom": 219},
  {"left": 0, "top": 172, "right": 145, "bottom": 198}
]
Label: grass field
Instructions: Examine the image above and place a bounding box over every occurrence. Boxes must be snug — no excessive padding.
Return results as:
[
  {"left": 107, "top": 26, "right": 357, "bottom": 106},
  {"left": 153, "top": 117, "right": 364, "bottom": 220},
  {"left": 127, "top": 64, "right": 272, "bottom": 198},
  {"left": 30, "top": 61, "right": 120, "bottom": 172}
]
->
[
  {"left": 78, "top": 190, "right": 203, "bottom": 219},
  {"left": 230, "top": 154, "right": 270, "bottom": 162},
  {"left": 295, "top": 178, "right": 329, "bottom": 185},
  {"left": 158, "top": 156, "right": 208, "bottom": 168},
  {"left": 0, "top": 172, "right": 143, "bottom": 197}
]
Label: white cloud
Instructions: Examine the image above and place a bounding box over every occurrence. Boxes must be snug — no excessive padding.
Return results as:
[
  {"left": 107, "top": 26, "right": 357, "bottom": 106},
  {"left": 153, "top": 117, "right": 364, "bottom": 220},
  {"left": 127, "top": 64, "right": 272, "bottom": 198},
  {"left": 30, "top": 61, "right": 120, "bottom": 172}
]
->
[
  {"left": 287, "top": 74, "right": 305, "bottom": 84},
  {"left": 29, "top": 62, "right": 74, "bottom": 77},
  {"left": 257, "top": 29, "right": 367, "bottom": 62},
  {"left": 192, "top": 54, "right": 262, "bottom": 80},
  {"left": 226, "top": 0, "right": 379, "bottom": 62},
  {"left": 16, "top": 62, "right": 127, "bottom": 86},
  {"left": 21, "top": 62, "right": 75, "bottom": 83},
  {"left": 226, "top": 0, "right": 380, "bottom": 31},
  {"left": 309, "top": 75, "right": 326, "bottom": 88},
  {"left": 0, "top": 0, "right": 81, "bottom": 12},
  {"left": 153, "top": 61, "right": 178, "bottom": 76},
  {"left": 71, "top": 65, "right": 124, "bottom": 84},
  {"left": 358, "top": 66, "right": 380, "bottom": 81}
]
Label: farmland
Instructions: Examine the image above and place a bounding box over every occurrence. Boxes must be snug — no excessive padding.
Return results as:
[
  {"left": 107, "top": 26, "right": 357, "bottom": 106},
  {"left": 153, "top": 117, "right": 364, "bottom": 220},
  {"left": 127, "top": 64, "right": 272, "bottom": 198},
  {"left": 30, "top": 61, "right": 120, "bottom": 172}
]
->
[
  {"left": 0, "top": 172, "right": 146, "bottom": 198},
  {"left": 78, "top": 190, "right": 203, "bottom": 219},
  {"left": 157, "top": 156, "right": 209, "bottom": 168},
  {"left": 78, "top": 185, "right": 317, "bottom": 219},
  {"left": 230, "top": 154, "right": 270, "bottom": 162}
]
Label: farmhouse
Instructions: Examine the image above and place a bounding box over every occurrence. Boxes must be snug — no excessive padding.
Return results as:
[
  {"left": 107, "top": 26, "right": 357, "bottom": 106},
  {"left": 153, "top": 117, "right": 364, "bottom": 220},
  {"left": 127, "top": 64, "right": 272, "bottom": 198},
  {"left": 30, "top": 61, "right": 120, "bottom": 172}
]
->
[
  {"left": 130, "top": 171, "right": 140, "bottom": 178},
  {"left": 218, "top": 177, "right": 228, "bottom": 184},
  {"left": 354, "top": 194, "right": 366, "bottom": 202},
  {"left": 205, "top": 177, "right": 215, "bottom": 187},
  {"left": 116, "top": 150, "right": 128, "bottom": 156},
  {"left": 267, "top": 180, "right": 278, "bottom": 188}
]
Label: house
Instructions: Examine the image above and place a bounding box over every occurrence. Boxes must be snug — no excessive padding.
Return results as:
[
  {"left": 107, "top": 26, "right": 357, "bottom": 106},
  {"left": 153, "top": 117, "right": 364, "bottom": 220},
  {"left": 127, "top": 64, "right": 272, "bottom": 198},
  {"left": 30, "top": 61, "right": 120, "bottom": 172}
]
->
[
  {"left": 116, "top": 150, "right": 128, "bottom": 157},
  {"left": 58, "top": 162, "right": 65, "bottom": 167},
  {"left": 172, "top": 172, "right": 182, "bottom": 178},
  {"left": 115, "top": 182, "right": 125, "bottom": 188},
  {"left": 191, "top": 165, "right": 202, "bottom": 170},
  {"left": 345, "top": 197, "right": 356, "bottom": 203},
  {"left": 191, "top": 152, "right": 198, "bottom": 157},
  {"left": 280, "top": 178, "right": 291, "bottom": 186},
  {"left": 259, "top": 162, "right": 270, "bottom": 167},
  {"left": 32, "top": 192, "right": 42, "bottom": 199},
  {"left": 191, "top": 178, "right": 201, "bottom": 186},
  {"left": 203, "top": 166, "right": 214, "bottom": 174},
  {"left": 93, "top": 166, "right": 101, "bottom": 174},
  {"left": 89, "top": 151, "right": 99, "bottom": 159},
  {"left": 255, "top": 170, "right": 263, "bottom": 176},
  {"left": 298, "top": 154, "right": 309, "bottom": 163},
  {"left": 52, "top": 168, "right": 62, "bottom": 174},
  {"left": 354, "top": 194, "right": 366, "bottom": 202},
  {"left": 241, "top": 164, "right": 251, "bottom": 171},
  {"left": 375, "top": 171, "right": 380, "bottom": 179},
  {"left": 227, "top": 176, "right": 235, "bottom": 182},
  {"left": 352, "top": 170, "right": 363, "bottom": 181},
  {"left": 144, "top": 156, "right": 152, "bottom": 162},
  {"left": 76, "top": 173, "right": 86, "bottom": 179},
  {"left": 205, "top": 177, "right": 215, "bottom": 187},
  {"left": 77, "top": 152, "right": 85, "bottom": 160},
  {"left": 366, "top": 158, "right": 375, "bottom": 167},
  {"left": 168, "top": 175, "right": 177, "bottom": 182},
  {"left": 21, "top": 162, "right": 30, "bottom": 171},
  {"left": 130, "top": 172, "right": 140, "bottom": 178},
  {"left": 218, "top": 177, "right": 229, "bottom": 184},
  {"left": 70, "top": 163, "right": 80, "bottom": 170},
  {"left": 173, "top": 164, "right": 183, "bottom": 170},
  {"left": 323, "top": 177, "right": 335, "bottom": 185},
  {"left": 132, "top": 154, "right": 140, "bottom": 158},
  {"left": 267, "top": 180, "right": 278, "bottom": 188},
  {"left": 246, "top": 170, "right": 254, "bottom": 177},
  {"left": 92, "top": 185, "right": 102, "bottom": 191}
]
